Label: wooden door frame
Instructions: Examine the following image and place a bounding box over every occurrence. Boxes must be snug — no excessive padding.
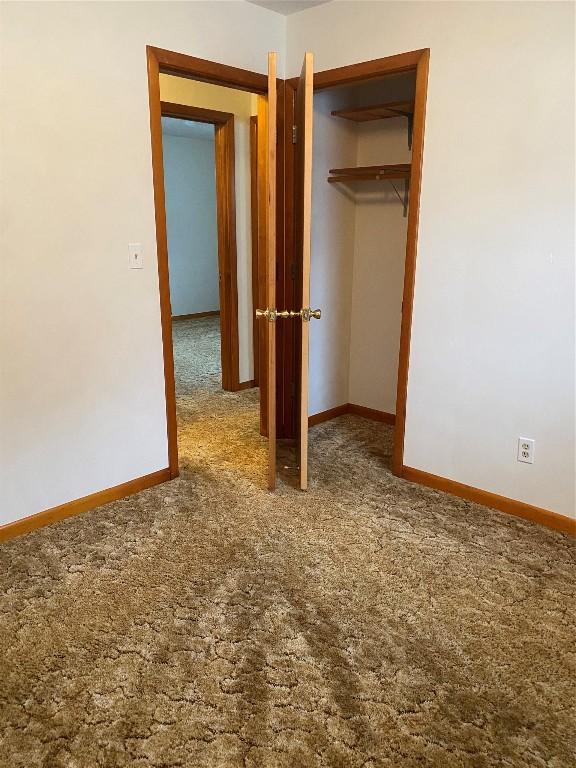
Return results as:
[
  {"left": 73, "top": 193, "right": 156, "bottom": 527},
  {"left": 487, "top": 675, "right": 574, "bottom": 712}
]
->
[
  {"left": 249, "top": 115, "right": 260, "bottom": 387},
  {"left": 147, "top": 46, "right": 269, "bottom": 478},
  {"left": 284, "top": 48, "right": 430, "bottom": 477},
  {"left": 161, "top": 100, "right": 239, "bottom": 394}
]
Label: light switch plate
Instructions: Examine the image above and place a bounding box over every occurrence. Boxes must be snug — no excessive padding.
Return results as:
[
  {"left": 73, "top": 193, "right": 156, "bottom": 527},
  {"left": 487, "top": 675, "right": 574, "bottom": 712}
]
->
[{"left": 128, "top": 243, "right": 143, "bottom": 269}]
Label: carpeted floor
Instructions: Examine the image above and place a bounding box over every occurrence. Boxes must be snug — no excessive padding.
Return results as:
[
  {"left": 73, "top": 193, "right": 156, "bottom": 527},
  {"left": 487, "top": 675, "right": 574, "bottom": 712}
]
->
[{"left": 1, "top": 315, "right": 574, "bottom": 767}]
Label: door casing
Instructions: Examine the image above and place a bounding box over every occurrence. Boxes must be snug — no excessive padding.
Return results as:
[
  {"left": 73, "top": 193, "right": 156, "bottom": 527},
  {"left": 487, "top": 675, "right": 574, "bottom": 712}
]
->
[
  {"left": 161, "top": 101, "right": 240, "bottom": 393},
  {"left": 147, "top": 46, "right": 271, "bottom": 478}
]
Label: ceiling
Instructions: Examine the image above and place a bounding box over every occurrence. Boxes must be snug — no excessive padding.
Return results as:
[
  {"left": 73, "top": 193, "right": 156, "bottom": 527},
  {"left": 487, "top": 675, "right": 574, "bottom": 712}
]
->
[
  {"left": 247, "top": 1, "right": 331, "bottom": 16},
  {"left": 161, "top": 117, "right": 214, "bottom": 141}
]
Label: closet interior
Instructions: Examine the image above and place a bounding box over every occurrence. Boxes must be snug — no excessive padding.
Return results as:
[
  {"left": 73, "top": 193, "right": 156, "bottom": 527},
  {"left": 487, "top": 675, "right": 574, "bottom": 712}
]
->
[{"left": 308, "top": 71, "right": 416, "bottom": 434}]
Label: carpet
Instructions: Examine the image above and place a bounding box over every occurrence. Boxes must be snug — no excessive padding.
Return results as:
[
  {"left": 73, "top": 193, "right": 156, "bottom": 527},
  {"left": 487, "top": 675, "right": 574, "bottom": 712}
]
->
[{"left": 0, "top": 316, "right": 574, "bottom": 767}]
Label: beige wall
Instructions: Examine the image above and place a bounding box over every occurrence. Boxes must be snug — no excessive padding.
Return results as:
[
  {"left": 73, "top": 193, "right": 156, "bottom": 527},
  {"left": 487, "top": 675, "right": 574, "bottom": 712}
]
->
[
  {"left": 160, "top": 76, "right": 257, "bottom": 383},
  {"left": 348, "top": 113, "right": 411, "bottom": 415},
  {"left": 289, "top": 0, "right": 575, "bottom": 518},
  {"left": 0, "top": 1, "right": 284, "bottom": 526},
  {"left": 1, "top": 0, "right": 573, "bottom": 526},
  {"left": 309, "top": 87, "right": 357, "bottom": 416}
]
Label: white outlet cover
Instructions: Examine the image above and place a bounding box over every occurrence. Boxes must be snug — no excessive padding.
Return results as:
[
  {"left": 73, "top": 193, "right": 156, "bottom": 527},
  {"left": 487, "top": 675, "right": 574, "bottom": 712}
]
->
[
  {"left": 517, "top": 437, "right": 535, "bottom": 464},
  {"left": 129, "top": 242, "right": 143, "bottom": 269}
]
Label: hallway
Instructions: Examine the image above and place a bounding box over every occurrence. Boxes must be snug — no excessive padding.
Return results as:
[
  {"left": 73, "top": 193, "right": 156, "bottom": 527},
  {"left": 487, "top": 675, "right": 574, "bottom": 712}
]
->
[
  {"left": 172, "top": 315, "right": 267, "bottom": 486},
  {"left": 0, "top": 318, "right": 574, "bottom": 767}
]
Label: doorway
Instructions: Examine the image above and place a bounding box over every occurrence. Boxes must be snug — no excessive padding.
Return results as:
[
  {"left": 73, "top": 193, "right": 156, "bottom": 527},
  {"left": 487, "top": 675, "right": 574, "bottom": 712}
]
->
[
  {"left": 147, "top": 47, "right": 276, "bottom": 481},
  {"left": 161, "top": 102, "right": 241, "bottom": 393}
]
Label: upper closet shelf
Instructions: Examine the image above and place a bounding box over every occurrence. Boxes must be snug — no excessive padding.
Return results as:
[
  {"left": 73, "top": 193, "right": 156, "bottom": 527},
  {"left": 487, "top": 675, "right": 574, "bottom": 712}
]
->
[
  {"left": 331, "top": 100, "right": 415, "bottom": 149},
  {"left": 331, "top": 100, "right": 414, "bottom": 122}
]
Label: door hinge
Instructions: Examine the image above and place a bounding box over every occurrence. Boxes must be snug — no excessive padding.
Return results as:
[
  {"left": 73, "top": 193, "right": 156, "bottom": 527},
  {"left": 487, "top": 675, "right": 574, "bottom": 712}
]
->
[{"left": 292, "top": 125, "right": 297, "bottom": 144}]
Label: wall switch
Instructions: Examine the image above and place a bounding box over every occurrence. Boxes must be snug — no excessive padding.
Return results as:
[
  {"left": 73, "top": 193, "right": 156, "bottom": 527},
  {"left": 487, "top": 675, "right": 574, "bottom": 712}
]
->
[
  {"left": 517, "top": 437, "right": 535, "bottom": 464},
  {"left": 128, "top": 243, "right": 143, "bottom": 269}
]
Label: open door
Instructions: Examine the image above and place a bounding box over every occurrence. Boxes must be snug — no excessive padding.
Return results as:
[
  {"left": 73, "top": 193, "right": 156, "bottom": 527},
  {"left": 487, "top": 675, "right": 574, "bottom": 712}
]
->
[
  {"left": 255, "top": 52, "right": 277, "bottom": 490},
  {"left": 294, "top": 53, "right": 316, "bottom": 490}
]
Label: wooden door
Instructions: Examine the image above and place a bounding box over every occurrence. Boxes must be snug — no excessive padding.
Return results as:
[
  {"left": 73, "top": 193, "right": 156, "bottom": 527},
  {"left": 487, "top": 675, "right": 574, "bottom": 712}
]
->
[
  {"left": 294, "top": 53, "right": 315, "bottom": 490},
  {"left": 256, "top": 52, "right": 277, "bottom": 490}
]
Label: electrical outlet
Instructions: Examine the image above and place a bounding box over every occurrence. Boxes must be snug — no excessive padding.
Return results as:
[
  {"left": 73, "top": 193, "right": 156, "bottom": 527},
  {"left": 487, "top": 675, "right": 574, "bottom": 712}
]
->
[
  {"left": 128, "top": 243, "right": 143, "bottom": 269},
  {"left": 517, "top": 437, "right": 535, "bottom": 464}
]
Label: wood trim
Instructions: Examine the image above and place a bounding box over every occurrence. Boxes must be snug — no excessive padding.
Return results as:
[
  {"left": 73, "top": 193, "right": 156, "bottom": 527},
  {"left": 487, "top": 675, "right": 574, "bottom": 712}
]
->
[
  {"left": 0, "top": 468, "right": 172, "bottom": 543},
  {"left": 308, "top": 403, "right": 395, "bottom": 427},
  {"left": 149, "top": 46, "right": 268, "bottom": 94},
  {"left": 172, "top": 310, "right": 220, "bottom": 321},
  {"left": 214, "top": 112, "right": 240, "bottom": 391},
  {"left": 257, "top": 95, "right": 269, "bottom": 437},
  {"left": 148, "top": 48, "right": 276, "bottom": 478},
  {"left": 161, "top": 100, "right": 239, "bottom": 391},
  {"left": 295, "top": 53, "right": 314, "bottom": 491},
  {"left": 161, "top": 101, "right": 233, "bottom": 125},
  {"left": 238, "top": 379, "right": 256, "bottom": 391},
  {"left": 393, "top": 49, "right": 429, "bottom": 475},
  {"left": 308, "top": 404, "right": 349, "bottom": 427},
  {"left": 348, "top": 403, "right": 396, "bottom": 425},
  {"left": 287, "top": 49, "right": 427, "bottom": 90},
  {"left": 250, "top": 115, "right": 260, "bottom": 387},
  {"left": 277, "top": 81, "right": 297, "bottom": 440},
  {"left": 266, "top": 52, "right": 277, "bottom": 491},
  {"left": 147, "top": 49, "right": 179, "bottom": 478},
  {"left": 401, "top": 466, "right": 576, "bottom": 537}
]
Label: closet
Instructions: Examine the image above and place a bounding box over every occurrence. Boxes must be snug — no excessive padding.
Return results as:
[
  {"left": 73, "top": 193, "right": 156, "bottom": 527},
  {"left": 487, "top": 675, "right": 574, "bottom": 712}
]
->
[{"left": 308, "top": 72, "right": 417, "bottom": 432}]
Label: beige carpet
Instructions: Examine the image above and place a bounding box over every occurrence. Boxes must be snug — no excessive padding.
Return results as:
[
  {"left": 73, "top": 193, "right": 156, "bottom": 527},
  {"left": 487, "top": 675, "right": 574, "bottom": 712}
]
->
[{"left": 0, "top": 315, "right": 574, "bottom": 767}]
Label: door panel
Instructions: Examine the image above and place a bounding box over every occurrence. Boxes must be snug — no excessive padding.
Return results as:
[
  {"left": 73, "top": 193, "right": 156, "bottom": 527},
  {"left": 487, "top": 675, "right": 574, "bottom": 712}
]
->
[
  {"left": 294, "top": 53, "right": 314, "bottom": 490},
  {"left": 256, "top": 52, "right": 277, "bottom": 490},
  {"left": 256, "top": 97, "right": 268, "bottom": 437}
]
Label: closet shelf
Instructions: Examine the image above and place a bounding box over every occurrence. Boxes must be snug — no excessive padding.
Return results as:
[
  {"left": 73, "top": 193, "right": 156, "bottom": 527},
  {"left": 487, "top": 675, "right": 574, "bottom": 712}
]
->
[
  {"left": 332, "top": 100, "right": 415, "bottom": 149},
  {"left": 328, "top": 164, "right": 411, "bottom": 216},
  {"left": 327, "top": 163, "right": 411, "bottom": 183},
  {"left": 331, "top": 100, "right": 414, "bottom": 122}
]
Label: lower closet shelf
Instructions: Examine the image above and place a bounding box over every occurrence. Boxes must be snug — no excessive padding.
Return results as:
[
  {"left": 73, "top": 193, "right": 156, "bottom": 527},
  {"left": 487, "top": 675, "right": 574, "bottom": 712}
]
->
[{"left": 327, "top": 163, "right": 411, "bottom": 183}]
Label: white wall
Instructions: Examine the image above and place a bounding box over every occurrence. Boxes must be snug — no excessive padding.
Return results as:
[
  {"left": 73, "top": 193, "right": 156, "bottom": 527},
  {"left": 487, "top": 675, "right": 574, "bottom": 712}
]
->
[
  {"left": 309, "top": 87, "right": 357, "bottom": 415},
  {"left": 290, "top": 1, "right": 576, "bottom": 517},
  {"left": 348, "top": 114, "right": 411, "bottom": 414},
  {"left": 162, "top": 129, "right": 219, "bottom": 317},
  {"left": 159, "top": 76, "right": 258, "bottom": 383},
  {"left": 0, "top": 1, "right": 285, "bottom": 526},
  {"left": 1, "top": 1, "right": 573, "bottom": 526}
]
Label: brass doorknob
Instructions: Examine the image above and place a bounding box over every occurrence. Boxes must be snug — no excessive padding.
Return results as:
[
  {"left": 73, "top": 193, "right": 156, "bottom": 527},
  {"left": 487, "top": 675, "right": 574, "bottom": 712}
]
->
[
  {"left": 255, "top": 308, "right": 291, "bottom": 320},
  {"left": 256, "top": 307, "right": 321, "bottom": 322},
  {"left": 256, "top": 308, "right": 277, "bottom": 321},
  {"left": 300, "top": 307, "right": 322, "bottom": 322}
]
